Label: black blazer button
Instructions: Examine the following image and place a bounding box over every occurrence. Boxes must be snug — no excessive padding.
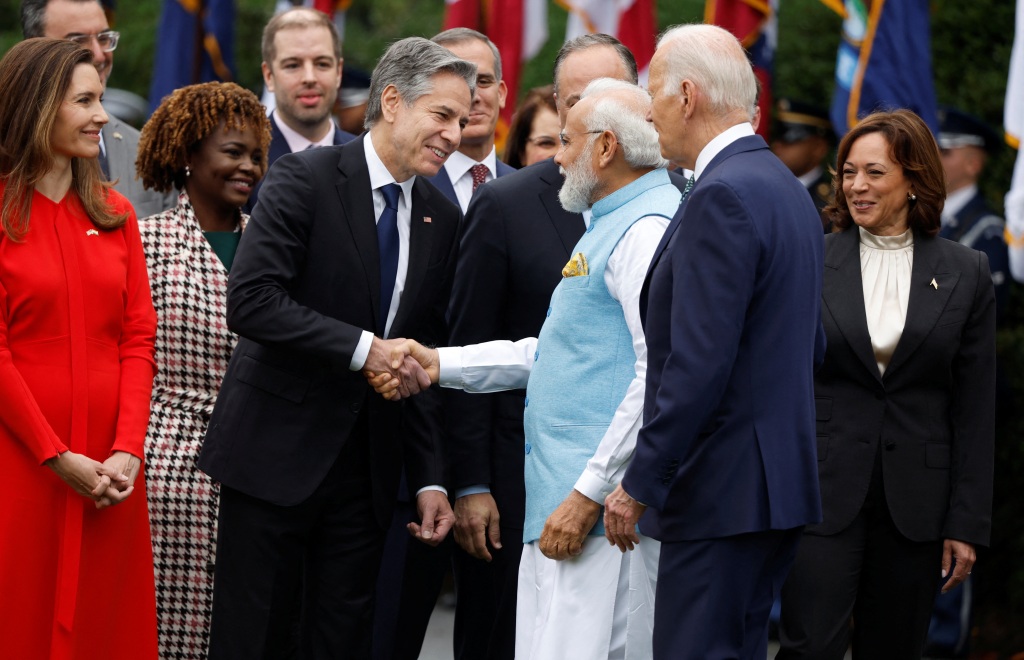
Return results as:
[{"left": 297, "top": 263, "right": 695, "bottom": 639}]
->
[
  {"left": 884, "top": 439, "right": 896, "bottom": 451},
  {"left": 351, "top": 402, "right": 362, "bottom": 413}
]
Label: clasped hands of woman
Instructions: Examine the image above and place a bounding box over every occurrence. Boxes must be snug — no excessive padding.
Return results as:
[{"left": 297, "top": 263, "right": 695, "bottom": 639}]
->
[{"left": 45, "top": 450, "right": 141, "bottom": 508}]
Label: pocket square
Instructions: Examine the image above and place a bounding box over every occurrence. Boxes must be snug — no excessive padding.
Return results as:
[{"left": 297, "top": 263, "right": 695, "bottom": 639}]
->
[{"left": 562, "top": 252, "right": 589, "bottom": 277}]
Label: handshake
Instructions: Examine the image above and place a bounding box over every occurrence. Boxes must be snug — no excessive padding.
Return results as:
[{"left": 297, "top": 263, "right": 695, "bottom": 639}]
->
[{"left": 363, "top": 337, "right": 441, "bottom": 400}]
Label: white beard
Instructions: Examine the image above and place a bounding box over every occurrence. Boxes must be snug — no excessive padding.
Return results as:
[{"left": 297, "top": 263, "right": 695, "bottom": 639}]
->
[{"left": 558, "top": 141, "right": 599, "bottom": 213}]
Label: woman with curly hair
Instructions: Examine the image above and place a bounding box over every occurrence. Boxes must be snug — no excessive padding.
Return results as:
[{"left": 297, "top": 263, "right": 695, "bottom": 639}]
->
[
  {"left": 135, "top": 81, "right": 270, "bottom": 659},
  {"left": 0, "top": 38, "right": 158, "bottom": 658}
]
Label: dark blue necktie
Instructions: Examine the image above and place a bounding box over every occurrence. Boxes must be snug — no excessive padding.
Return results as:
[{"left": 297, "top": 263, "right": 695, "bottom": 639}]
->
[
  {"left": 377, "top": 183, "right": 401, "bottom": 335},
  {"left": 682, "top": 175, "right": 694, "bottom": 200},
  {"left": 98, "top": 145, "right": 110, "bottom": 179}
]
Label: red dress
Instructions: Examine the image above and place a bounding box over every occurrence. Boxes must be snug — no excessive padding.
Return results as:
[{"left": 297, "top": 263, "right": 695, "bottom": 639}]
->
[{"left": 0, "top": 187, "right": 158, "bottom": 659}]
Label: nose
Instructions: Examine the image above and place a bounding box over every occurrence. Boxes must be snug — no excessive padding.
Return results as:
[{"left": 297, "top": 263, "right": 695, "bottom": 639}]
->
[
  {"left": 441, "top": 118, "right": 462, "bottom": 149},
  {"left": 95, "top": 103, "right": 109, "bottom": 126},
  {"left": 301, "top": 61, "right": 317, "bottom": 82}
]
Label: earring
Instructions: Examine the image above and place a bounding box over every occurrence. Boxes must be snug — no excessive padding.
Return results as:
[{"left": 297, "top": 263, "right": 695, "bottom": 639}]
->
[
  {"left": 185, "top": 165, "right": 192, "bottom": 177},
  {"left": 908, "top": 192, "right": 916, "bottom": 201}
]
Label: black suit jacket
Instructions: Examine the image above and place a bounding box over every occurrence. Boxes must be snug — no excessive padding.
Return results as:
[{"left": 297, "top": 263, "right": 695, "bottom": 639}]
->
[
  {"left": 242, "top": 114, "right": 357, "bottom": 214},
  {"left": 200, "top": 136, "right": 461, "bottom": 528},
  {"left": 812, "top": 226, "right": 995, "bottom": 546}
]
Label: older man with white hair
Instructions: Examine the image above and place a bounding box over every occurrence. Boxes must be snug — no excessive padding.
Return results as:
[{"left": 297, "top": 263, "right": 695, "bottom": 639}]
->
[
  {"left": 603, "top": 24, "right": 825, "bottom": 660},
  {"left": 370, "top": 78, "right": 684, "bottom": 659}
]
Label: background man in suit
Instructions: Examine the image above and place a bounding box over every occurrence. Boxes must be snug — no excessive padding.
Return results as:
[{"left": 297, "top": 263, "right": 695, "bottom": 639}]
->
[
  {"left": 937, "top": 106, "right": 1010, "bottom": 318},
  {"left": 243, "top": 6, "right": 356, "bottom": 213},
  {"left": 371, "top": 26, "right": 517, "bottom": 660},
  {"left": 441, "top": 34, "right": 640, "bottom": 660},
  {"left": 604, "top": 24, "right": 825, "bottom": 660},
  {"left": 771, "top": 98, "right": 836, "bottom": 229},
  {"left": 198, "top": 37, "right": 475, "bottom": 659},
  {"left": 21, "top": 0, "right": 175, "bottom": 218}
]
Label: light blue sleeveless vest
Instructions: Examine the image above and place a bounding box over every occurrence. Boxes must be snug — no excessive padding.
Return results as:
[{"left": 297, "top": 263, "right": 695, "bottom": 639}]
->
[{"left": 521, "top": 168, "right": 681, "bottom": 543}]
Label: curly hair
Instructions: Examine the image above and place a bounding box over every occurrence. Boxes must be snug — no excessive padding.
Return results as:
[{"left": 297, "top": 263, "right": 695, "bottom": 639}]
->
[
  {"left": 137, "top": 82, "right": 271, "bottom": 193},
  {"left": 826, "top": 109, "right": 945, "bottom": 236}
]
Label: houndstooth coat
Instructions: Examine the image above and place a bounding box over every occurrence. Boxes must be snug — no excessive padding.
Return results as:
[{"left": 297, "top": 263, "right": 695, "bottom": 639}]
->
[{"left": 140, "top": 192, "right": 246, "bottom": 660}]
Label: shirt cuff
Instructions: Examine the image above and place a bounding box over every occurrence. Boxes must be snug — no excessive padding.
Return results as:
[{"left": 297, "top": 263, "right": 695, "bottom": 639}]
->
[
  {"left": 574, "top": 470, "right": 616, "bottom": 504},
  {"left": 416, "top": 485, "right": 449, "bottom": 497},
  {"left": 437, "top": 346, "right": 463, "bottom": 387},
  {"left": 349, "top": 330, "right": 374, "bottom": 371},
  {"left": 455, "top": 484, "right": 491, "bottom": 499}
]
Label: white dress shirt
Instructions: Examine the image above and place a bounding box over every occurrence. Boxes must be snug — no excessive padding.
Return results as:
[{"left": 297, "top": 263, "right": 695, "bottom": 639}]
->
[
  {"left": 273, "top": 111, "right": 337, "bottom": 152},
  {"left": 694, "top": 122, "right": 755, "bottom": 181},
  {"left": 349, "top": 135, "right": 416, "bottom": 370},
  {"left": 437, "top": 213, "right": 670, "bottom": 504},
  {"left": 443, "top": 148, "right": 498, "bottom": 213},
  {"left": 859, "top": 227, "right": 914, "bottom": 375}
]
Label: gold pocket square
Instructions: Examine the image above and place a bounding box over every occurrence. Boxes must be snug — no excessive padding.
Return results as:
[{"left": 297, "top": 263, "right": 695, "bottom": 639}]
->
[{"left": 562, "top": 252, "right": 589, "bottom": 277}]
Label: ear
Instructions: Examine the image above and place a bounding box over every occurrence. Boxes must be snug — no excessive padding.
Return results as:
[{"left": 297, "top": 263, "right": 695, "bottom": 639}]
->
[
  {"left": 380, "top": 84, "right": 402, "bottom": 124},
  {"left": 335, "top": 57, "right": 344, "bottom": 90},
  {"left": 261, "top": 61, "right": 274, "bottom": 92},
  {"left": 497, "top": 79, "right": 508, "bottom": 110},
  {"left": 679, "top": 80, "right": 696, "bottom": 120},
  {"left": 595, "top": 130, "right": 617, "bottom": 169}
]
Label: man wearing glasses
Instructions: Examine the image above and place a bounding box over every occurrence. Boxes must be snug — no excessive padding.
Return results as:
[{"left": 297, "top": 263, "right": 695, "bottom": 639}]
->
[{"left": 21, "top": 0, "right": 175, "bottom": 218}]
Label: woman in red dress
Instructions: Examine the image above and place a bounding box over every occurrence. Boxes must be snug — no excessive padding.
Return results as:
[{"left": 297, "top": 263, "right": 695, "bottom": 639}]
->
[{"left": 0, "top": 39, "right": 158, "bottom": 659}]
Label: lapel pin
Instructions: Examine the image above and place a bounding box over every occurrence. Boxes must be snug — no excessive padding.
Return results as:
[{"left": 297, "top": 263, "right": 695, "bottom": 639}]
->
[
  {"left": 423, "top": 216, "right": 432, "bottom": 223},
  {"left": 930, "top": 278, "right": 938, "bottom": 289},
  {"left": 86, "top": 229, "right": 99, "bottom": 236},
  {"left": 113, "top": 132, "right": 123, "bottom": 140}
]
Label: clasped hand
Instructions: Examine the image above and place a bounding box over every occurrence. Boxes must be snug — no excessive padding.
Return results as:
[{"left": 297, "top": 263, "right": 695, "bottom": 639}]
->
[
  {"left": 362, "top": 337, "right": 439, "bottom": 400},
  {"left": 45, "top": 450, "right": 141, "bottom": 509}
]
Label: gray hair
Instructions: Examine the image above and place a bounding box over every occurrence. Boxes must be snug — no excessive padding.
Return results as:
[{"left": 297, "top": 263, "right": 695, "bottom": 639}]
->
[
  {"left": 579, "top": 78, "right": 668, "bottom": 170},
  {"left": 364, "top": 37, "right": 477, "bottom": 130},
  {"left": 656, "top": 24, "right": 756, "bottom": 119},
  {"left": 553, "top": 33, "right": 638, "bottom": 95},
  {"left": 431, "top": 27, "right": 502, "bottom": 82},
  {"left": 22, "top": 0, "right": 100, "bottom": 38}
]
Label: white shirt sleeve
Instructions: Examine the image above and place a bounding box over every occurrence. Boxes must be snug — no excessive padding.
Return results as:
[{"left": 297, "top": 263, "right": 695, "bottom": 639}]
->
[
  {"left": 573, "top": 214, "right": 669, "bottom": 504},
  {"left": 437, "top": 338, "right": 538, "bottom": 392}
]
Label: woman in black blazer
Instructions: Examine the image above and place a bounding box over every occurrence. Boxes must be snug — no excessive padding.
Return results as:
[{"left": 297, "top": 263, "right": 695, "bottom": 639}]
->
[{"left": 777, "top": 109, "right": 995, "bottom": 660}]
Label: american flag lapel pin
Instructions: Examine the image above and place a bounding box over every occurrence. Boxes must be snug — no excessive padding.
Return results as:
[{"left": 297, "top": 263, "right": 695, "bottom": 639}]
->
[{"left": 423, "top": 216, "right": 432, "bottom": 224}]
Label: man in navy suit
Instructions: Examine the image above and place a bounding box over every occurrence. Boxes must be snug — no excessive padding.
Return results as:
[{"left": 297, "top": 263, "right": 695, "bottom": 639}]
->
[
  {"left": 200, "top": 38, "right": 474, "bottom": 659},
  {"left": 604, "top": 24, "right": 825, "bottom": 660},
  {"left": 371, "top": 27, "right": 516, "bottom": 660},
  {"left": 243, "top": 7, "right": 356, "bottom": 213}
]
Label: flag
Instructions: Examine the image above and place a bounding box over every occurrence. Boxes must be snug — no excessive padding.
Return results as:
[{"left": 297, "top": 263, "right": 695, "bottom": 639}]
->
[
  {"left": 443, "top": 0, "right": 548, "bottom": 133},
  {"left": 704, "top": 0, "right": 777, "bottom": 140},
  {"left": 825, "top": 0, "right": 937, "bottom": 137},
  {"left": 148, "top": 0, "right": 235, "bottom": 114},
  {"left": 560, "top": 0, "right": 658, "bottom": 81},
  {"left": 1005, "top": 0, "right": 1024, "bottom": 282}
]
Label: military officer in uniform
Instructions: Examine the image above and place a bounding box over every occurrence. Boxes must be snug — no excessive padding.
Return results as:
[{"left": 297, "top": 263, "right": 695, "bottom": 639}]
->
[{"left": 771, "top": 99, "right": 835, "bottom": 231}]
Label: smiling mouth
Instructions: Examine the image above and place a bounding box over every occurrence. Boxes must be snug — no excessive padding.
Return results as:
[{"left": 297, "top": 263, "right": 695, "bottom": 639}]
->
[{"left": 428, "top": 146, "right": 447, "bottom": 159}]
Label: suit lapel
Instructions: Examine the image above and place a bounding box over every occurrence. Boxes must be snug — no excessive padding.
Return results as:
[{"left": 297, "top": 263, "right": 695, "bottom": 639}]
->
[
  {"left": 536, "top": 159, "right": 585, "bottom": 255},
  {"left": 885, "top": 233, "right": 957, "bottom": 377},
  {"left": 823, "top": 228, "right": 882, "bottom": 383},
  {"left": 334, "top": 137, "right": 384, "bottom": 332},
  {"left": 426, "top": 166, "right": 459, "bottom": 206},
  {"left": 392, "top": 178, "right": 436, "bottom": 333}
]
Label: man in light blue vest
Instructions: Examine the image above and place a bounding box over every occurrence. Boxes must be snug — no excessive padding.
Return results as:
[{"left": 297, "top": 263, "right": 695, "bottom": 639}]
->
[{"left": 366, "top": 79, "right": 684, "bottom": 659}]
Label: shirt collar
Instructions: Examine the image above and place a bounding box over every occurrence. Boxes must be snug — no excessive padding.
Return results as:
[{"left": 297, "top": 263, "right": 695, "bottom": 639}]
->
[
  {"left": 444, "top": 147, "right": 497, "bottom": 183},
  {"left": 942, "top": 184, "right": 977, "bottom": 226},
  {"left": 364, "top": 133, "right": 416, "bottom": 201},
  {"left": 694, "top": 122, "right": 755, "bottom": 180},
  {"left": 273, "top": 111, "right": 337, "bottom": 153}
]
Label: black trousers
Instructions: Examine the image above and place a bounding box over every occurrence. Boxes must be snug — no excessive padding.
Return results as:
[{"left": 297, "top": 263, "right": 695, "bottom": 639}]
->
[{"left": 208, "top": 429, "right": 385, "bottom": 660}]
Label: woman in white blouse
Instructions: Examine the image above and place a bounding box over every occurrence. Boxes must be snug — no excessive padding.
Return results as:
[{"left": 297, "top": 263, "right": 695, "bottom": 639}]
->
[{"left": 777, "top": 109, "right": 996, "bottom": 660}]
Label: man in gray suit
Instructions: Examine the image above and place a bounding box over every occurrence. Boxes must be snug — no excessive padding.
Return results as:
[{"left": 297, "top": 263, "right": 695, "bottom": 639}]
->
[{"left": 21, "top": 0, "right": 175, "bottom": 218}]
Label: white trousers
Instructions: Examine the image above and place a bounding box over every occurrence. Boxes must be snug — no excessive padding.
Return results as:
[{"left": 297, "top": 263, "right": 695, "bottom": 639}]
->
[{"left": 515, "top": 535, "right": 661, "bottom": 660}]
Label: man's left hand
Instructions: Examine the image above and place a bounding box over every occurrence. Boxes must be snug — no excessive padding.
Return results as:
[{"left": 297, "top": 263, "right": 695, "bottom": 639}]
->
[
  {"left": 940, "top": 538, "right": 976, "bottom": 593},
  {"left": 538, "top": 490, "right": 601, "bottom": 560},
  {"left": 604, "top": 484, "right": 646, "bottom": 552},
  {"left": 408, "top": 490, "right": 455, "bottom": 546}
]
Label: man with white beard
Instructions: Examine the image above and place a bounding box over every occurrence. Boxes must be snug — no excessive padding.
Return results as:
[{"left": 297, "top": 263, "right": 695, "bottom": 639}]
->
[{"left": 367, "top": 79, "right": 684, "bottom": 659}]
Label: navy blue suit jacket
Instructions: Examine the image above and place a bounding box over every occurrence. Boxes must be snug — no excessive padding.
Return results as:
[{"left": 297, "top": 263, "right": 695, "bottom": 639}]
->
[
  {"left": 243, "top": 114, "right": 357, "bottom": 214},
  {"left": 939, "top": 190, "right": 1009, "bottom": 319},
  {"left": 624, "top": 135, "right": 825, "bottom": 541}
]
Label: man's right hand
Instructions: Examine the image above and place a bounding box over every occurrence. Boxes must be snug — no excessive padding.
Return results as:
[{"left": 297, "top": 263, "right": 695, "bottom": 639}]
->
[
  {"left": 364, "top": 338, "right": 440, "bottom": 400},
  {"left": 454, "top": 492, "right": 502, "bottom": 561}
]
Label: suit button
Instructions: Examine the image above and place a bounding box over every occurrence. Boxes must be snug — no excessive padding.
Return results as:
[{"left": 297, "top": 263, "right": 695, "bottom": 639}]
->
[
  {"left": 534, "top": 351, "right": 539, "bottom": 361},
  {"left": 546, "top": 307, "right": 552, "bottom": 317},
  {"left": 350, "top": 402, "right": 362, "bottom": 413},
  {"left": 524, "top": 397, "right": 529, "bottom": 407},
  {"left": 525, "top": 443, "right": 532, "bottom": 454},
  {"left": 586, "top": 224, "right": 594, "bottom": 233},
  {"left": 884, "top": 439, "right": 896, "bottom": 451}
]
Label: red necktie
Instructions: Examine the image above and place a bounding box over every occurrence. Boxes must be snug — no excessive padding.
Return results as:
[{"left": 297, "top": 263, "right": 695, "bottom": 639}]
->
[{"left": 470, "top": 163, "right": 489, "bottom": 191}]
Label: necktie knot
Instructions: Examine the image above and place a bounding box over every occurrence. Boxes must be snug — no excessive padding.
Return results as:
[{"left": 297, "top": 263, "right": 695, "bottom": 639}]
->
[
  {"left": 381, "top": 183, "right": 401, "bottom": 211},
  {"left": 470, "top": 163, "right": 489, "bottom": 191}
]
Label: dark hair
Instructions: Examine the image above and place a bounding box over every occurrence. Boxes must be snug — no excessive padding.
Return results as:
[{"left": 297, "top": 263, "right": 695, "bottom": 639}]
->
[
  {"left": 826, "top": 109, "right": 944, "bottom": 236},
  {"left": 261, "top": 7, "right": 341, "bottom": 65},
  {"left": 504, "top": 84, "right": 557, "bottom": 169},
  {"left": 137, "top": 82, "right": 272, "bottom": 194},
  {"left": 552, "top": 34, "right": 638, "bottom": 95},
  {"left": 0, "top": 38, "right": 123, "bottom": 240}
]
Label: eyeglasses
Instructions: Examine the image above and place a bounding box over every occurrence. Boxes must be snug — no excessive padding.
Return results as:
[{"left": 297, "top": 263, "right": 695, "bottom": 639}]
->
[
  {"left": 558, "top": 130, "right": 605, "bottom": 148},
  {"left": 526, "top": 135, "right": 559, "bottom": 149},
  {"left": 67, "top": 30, "right": 120, "bottom": 52}
]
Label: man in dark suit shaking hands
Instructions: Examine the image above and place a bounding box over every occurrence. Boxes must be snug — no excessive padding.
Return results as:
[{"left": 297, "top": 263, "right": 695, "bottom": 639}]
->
[
  {"left": 603, "top": 24, "right": 825, "bottom": 660},
  {"left": 199, "top": 38, "right": 475, "bottom": 659}
]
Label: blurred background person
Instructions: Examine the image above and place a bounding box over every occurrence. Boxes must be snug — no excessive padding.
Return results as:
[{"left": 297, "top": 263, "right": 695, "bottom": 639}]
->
[
  {"left": 937, "top": 106, "right": 1010, "bottom": 320},
  {"left": 0, "top": 38, "right": 158, "bottom": 659},
  {"left": 771, "top": 98, "right": 835, "bottom": 230},
  {"left": 777, "top": 109, "right": 995, "bottom": 660},
  {"left": 21, "top": 0, "right": 176, "bottom": 218},
  {"left": 135, "top": 81, "right": 271, "bottom": 660},
  {"left": 504, "top": 84, "right": 560, "bottom": 169}
]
